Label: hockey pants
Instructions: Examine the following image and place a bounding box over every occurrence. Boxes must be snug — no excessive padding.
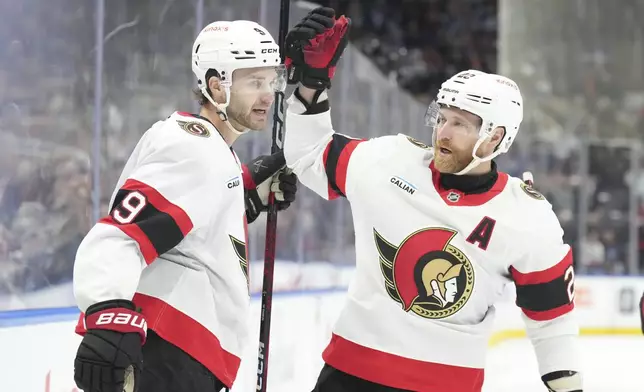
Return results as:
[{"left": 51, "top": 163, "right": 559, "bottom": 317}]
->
[
  {"left": 312, "top": 364, "right": 414, "bottom": 392},
  {"left": 138, "top": 329, "right": 227, "bottom": 392}
]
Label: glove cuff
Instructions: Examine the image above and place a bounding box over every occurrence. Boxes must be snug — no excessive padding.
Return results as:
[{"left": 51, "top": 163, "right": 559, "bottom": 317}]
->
[
  {"left": 84, "top": 299, "right": 147, "bottom": 344},
  {"left": 301, "top": 67, "right": 333, "bottom": 90},
  {"left": 245, "top": 188, "right": 266, "bottom": 224},
  {"left": 241, "top": 164, "right": 257, "bottom": 189},
  {"left": 541, "top": 370, "right": 583, "bottom": 392},
  {"left": 293, "top": 87, "right": 330, "bottom": 115}
]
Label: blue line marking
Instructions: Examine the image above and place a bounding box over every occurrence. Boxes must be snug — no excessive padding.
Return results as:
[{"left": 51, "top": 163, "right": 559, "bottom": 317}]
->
[{"left": 0, "top": 288, "right": 347, "bottom": 328}]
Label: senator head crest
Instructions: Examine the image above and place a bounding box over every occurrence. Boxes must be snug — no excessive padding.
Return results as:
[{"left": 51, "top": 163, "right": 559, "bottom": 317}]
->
[{"left": 375, "top": 227, "right": 475, "bottom": 319}]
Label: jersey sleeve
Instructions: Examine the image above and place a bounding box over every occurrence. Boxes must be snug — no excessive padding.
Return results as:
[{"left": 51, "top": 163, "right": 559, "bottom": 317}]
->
[
  {"left": 509, "top": 201, "right": 581, "bottom": 377},
  {"left": 73, "top": 126, "right": 220, "bottom": 312},
  {"left": 284, "top": 92, "right": 390, "bottom": 201},
  {"left": 509, "top": 206, "right": 575, "bottom": 322}
]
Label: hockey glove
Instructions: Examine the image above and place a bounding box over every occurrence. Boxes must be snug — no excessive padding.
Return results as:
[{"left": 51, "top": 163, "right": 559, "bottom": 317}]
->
[
  {"left": 285, "top": 7, "right": 351, "bottom": 90},
  {"left": 74, "top": 299, "right": 146, "bottom": 392},
  {"left": 243, "top": 151, "right": 298, "bottom": 224},
  {"left": 541, "top": 370, "right": 583, "bottom": 392}
]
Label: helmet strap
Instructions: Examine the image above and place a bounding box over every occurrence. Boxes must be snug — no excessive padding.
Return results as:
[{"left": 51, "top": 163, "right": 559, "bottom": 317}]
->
[
  {"left": 203, "top": 87, "right": 249, "bottom": 136},
  {"left": 453, "top": 132, "right": 502, "bottom": 176}
]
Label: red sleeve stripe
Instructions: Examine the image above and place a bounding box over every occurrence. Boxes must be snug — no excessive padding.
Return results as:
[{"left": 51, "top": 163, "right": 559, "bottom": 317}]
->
[
  {"left": 323, "top": 134, "right": 365, "bottom": 199},
  {"left": 335, "top": 140, "right": 362, "bottom": 196},
  {"left": 522, "top": 302, "right": 574, "bottom": 321},
  {"left": 99, "top": 179, "right": 194, "bottom": 264},
  {"left": 121, "top": 179, "right": 193, "bottom": 236},
  {"left": 510, "top": 248, "right": 573, "bottom": 286},
  {"left": 100, "top": 215, "right": 159, "bottom": 263}
]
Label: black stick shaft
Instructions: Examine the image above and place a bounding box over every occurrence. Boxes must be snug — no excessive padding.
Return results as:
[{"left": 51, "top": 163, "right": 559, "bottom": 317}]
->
[{"left": 256, "top": 1, "right": 290, "bottom": 391}]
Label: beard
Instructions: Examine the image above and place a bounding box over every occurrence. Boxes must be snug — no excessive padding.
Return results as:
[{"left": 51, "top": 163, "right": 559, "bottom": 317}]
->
[
  {"left": 227, "top": 103, "right": 255, "bottom": 131},
  {"left": 226, "top": 98, "right": 268, "bottom": 131},
  {"left": 433, "top": 140, "right": 474, "bottom": 174}
]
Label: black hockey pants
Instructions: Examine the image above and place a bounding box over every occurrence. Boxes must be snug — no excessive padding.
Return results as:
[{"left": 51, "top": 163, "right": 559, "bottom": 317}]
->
[
  {"left": 139, "top": 329, "right": 227, "bottom": 392},
  {"left": 312, "top": 364, "right": 414, "bottom": 392}
]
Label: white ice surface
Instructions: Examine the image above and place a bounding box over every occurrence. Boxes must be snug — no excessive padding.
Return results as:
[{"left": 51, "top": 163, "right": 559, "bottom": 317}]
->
[{"left": 483, "top": 336, "right": 644, "bottom": 392}]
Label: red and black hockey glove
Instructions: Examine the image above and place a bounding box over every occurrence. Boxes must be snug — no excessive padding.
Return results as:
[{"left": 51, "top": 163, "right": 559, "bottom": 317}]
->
[
  {"left": 243, "top": 151, "right": 298, "bottom": 224},
  {"left": 285, "top": 7, "right": 351, "bottom": 90},
  {"left": 74, "top": 299, "right": 146, "bottom": 392}
]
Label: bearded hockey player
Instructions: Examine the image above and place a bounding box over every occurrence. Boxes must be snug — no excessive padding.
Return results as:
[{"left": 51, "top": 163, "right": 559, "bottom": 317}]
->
[
  {"left": 282, "top": 7, "right": 582, "bottom": 392},
  {"left": 72, "top": 20, "right": 297, "bottom": 392}
]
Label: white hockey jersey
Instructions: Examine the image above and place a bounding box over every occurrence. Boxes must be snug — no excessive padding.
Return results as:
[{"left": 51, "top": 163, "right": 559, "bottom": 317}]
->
[
  {"left": 73, "top": 111, "right": 251, "bottom": 388},
  {"left": 284, "top": 97, "right": 580, "bottom": 392}
]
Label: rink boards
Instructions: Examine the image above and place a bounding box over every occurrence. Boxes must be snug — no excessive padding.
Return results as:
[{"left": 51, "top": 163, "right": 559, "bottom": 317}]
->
[{"left": 0, "top": 266, "right": 642, "bottom": 392}]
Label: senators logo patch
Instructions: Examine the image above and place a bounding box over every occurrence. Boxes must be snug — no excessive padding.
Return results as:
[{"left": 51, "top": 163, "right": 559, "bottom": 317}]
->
[
  {"left": 519, "top": 182, "right": 545, "bottom": 200},
  {"left": 229, "top": 235, "right": 249, "bottom": 291},
  {"left": 177, "top": 120, "right": 210, "bottom": 137},
  {"left": 375, "top": 227, "right": 474, "bottom": 319}
]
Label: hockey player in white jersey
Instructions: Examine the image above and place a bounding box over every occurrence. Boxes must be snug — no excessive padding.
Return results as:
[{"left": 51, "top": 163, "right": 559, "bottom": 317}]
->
[
  {"left": 71, "top": 20, "right": 298, "bottom": 392},
  {"left": 282, "top": 7, "right": 582, "bottom": 392}
]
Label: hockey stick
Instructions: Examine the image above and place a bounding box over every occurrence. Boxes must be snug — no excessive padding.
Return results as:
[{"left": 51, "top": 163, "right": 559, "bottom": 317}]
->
[{"left": 256, "top": 0, "right": 290, "bottom": 391}]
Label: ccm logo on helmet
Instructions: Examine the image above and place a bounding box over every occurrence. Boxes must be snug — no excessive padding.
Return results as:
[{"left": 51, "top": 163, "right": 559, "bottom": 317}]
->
[
  {"left": 261, "top": 48, "right": 278, "bottom": 54},
  {"left": 96, "top": 312, "right": 148, "bottom": 332}
]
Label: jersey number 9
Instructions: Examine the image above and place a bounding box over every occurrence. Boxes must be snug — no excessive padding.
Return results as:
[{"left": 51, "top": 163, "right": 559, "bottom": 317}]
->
[{"left": 112, "top": 191, "right": 147, "bottom": 224}]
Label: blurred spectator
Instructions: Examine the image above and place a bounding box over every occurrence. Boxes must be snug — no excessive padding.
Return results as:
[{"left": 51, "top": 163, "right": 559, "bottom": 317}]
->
[
  {"left": 0, "top": 151, "right": 90, "bottom": 294},
  {"left": 320, "top": 0, "right": 497, "bottom": 102},
  {"left": 579, "top": 230, "right": 606, "bottom": 274}
]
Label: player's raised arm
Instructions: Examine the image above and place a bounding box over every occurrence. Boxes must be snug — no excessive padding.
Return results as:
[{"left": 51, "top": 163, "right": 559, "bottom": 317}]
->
[
  {"left": 509, "top": 196, "right": 582, "bottom": 392},
  {"left": 282, "top": 7, "right": 367, "bottom": 200}
]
